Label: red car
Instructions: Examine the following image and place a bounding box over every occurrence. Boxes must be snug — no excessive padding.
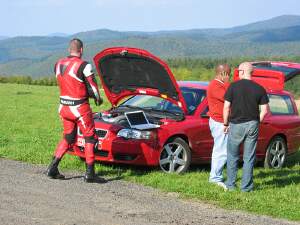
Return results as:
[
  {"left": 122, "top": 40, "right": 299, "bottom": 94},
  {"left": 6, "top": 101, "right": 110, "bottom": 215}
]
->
[{"left": 69, "top": 47, "right": 300, "bottom": 173}]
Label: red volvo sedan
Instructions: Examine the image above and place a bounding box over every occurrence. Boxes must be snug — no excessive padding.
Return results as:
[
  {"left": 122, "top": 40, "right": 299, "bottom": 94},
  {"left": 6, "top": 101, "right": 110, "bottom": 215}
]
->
[{"left": 69, "top": 47, "right": 300, "bottom": 173}]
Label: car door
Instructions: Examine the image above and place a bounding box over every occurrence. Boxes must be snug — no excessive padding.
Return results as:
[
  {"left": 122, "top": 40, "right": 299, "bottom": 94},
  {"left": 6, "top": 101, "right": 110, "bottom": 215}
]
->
[
  {"left": 188, "top": 100, "right": 214, "bottom": 162},
  {"left": 261, "top": 93, "right": 300, "bottom": 154}
]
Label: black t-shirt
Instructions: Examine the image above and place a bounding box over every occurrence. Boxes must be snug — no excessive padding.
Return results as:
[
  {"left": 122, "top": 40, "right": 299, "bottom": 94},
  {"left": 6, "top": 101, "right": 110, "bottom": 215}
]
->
[{"left": 224, "top": 79, "right": 269, "bottom": 124}]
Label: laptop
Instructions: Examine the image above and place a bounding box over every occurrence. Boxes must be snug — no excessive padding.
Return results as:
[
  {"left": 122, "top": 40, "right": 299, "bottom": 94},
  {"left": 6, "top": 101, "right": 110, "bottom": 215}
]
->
[{"left": 125, "top": 111, "right": 160, "bottom": 130}]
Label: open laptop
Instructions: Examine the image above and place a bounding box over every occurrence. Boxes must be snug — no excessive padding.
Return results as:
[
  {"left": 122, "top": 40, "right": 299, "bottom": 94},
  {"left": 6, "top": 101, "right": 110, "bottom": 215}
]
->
[{"left": 125, "top": 111, "right": 160, "bottom": 130}]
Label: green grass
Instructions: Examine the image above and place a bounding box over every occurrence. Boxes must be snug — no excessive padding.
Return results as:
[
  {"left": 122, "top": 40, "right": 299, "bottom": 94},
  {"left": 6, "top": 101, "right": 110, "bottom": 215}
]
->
[{"left": 1, "top": 83, "right": 300, "bottom": 221}]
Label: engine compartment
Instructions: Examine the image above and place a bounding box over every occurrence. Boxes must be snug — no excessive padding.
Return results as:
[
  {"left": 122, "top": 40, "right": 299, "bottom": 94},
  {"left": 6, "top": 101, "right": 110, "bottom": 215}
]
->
[{"left": 93, "top": 111, "right": 163, "bottom": 128}]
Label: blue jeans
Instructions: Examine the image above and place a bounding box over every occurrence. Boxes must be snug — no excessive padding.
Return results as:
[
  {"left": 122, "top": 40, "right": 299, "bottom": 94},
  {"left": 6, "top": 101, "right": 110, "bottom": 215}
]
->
[
  {"left": 226, "top": 120, "right": 259, "bottom": 192},
  {"left": 209, "top": 118, "right": 228, "bottom": 183}
]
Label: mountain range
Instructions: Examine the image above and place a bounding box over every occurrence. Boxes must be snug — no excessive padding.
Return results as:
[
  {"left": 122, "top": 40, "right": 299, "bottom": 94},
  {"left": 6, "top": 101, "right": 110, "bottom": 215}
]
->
[{"left": 1, "top": 15, "right": 300, "bottom": 77}]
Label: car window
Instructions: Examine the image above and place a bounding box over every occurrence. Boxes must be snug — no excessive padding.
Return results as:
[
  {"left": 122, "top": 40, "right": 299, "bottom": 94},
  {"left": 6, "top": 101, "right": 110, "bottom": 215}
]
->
[
  {"left": 268, "top": 94, "right": 295, "bottom": 115},
  {"left": 181, "top": 87, "right": 206, "bottom": 113}
]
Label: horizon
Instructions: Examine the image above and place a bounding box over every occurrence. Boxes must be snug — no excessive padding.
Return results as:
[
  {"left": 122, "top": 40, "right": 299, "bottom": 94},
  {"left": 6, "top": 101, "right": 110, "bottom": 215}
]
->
[
  {"left": 2, "top": 14, "right": 300, "bottom": 38},
  {"left": 3, "top": 0, "right": 300, "bottom": 37}
]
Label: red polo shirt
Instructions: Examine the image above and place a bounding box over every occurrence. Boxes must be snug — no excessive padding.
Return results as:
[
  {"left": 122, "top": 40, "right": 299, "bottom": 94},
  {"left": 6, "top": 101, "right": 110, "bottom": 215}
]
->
[{"left": 207, "top": 79, "right": 230, "bottom": 123}]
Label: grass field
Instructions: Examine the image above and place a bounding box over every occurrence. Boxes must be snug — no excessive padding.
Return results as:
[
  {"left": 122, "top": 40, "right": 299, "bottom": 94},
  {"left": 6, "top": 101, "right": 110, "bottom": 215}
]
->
[{"left": 0, "top": 83, "right": 300, "bottom": 221}]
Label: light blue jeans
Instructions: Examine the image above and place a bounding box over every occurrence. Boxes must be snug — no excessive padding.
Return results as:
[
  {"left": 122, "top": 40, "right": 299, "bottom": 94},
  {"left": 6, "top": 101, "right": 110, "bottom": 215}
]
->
[
  {"left": 209, "top": 118, "right": 228, "bottom": 183},
  {"left": 226, "top": 120, "right": 259, "bottom": 192}
]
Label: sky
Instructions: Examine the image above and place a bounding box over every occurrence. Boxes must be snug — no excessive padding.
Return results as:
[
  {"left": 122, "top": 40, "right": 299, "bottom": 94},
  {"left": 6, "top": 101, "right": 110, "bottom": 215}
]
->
[{"left": 2, "top": 0, "right": 300, "bottom": 37}]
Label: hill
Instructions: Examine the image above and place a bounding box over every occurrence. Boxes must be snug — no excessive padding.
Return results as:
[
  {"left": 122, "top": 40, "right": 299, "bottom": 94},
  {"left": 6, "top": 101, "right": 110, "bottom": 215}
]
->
[
  {"left": 1, "top": 15, "right": 300, "bottom": 77},
  {"left": 0, "top": 36, "right": 8, "bottom": 40},
  {"left": 228, "top": 15, "right": 300, "bottom": 33}
]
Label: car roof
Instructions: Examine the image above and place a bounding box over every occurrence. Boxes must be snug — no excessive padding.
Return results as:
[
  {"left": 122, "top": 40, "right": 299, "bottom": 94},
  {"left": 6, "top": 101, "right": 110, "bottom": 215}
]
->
[
  {"left": 178, "top": 81, "right": 209, "bottom": 90},
  {"left": 177, "top": 80, "right": 292, "bottom": 96}
]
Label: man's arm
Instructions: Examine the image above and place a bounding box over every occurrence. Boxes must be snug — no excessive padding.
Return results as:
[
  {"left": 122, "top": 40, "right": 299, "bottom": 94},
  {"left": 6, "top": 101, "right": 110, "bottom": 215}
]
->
[
  {"left": 259, "top": 104, "right": 268, "bottom": 122},
  {"left": 83, "top": 64, "right": 102, "bottom": 105},
  {"left": 223, "top": 100, "right": 231, "bottom": 133}
]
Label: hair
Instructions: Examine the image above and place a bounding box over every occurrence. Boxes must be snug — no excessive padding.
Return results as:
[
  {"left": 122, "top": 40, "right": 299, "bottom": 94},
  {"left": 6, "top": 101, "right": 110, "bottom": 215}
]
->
[{"left": 69, "top": 38, "right": 83, "bottom": 52}]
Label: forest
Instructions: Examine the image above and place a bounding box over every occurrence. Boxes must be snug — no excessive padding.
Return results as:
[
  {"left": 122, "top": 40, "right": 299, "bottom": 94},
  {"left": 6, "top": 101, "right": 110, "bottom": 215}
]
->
[{"left": 1, "top": 56, "right": 299, "bottom": 97}]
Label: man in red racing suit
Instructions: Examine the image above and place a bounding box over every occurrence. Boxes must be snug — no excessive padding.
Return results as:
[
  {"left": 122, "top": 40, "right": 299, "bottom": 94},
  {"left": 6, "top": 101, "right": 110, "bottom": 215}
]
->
[{"left": 46, "top": 38, "right": 103, "bottom": 183}]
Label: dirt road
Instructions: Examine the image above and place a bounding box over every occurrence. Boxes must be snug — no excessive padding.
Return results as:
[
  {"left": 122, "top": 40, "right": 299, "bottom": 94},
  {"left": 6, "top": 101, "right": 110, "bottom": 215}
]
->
[{"left": 0, "top": 158, "right": 298, "bottom": 225}]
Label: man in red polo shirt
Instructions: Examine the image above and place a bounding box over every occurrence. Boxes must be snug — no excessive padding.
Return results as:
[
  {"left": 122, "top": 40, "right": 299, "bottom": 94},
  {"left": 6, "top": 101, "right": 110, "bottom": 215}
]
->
[{"left": 207, "top": 64, "right": 231, "bottom": 189}]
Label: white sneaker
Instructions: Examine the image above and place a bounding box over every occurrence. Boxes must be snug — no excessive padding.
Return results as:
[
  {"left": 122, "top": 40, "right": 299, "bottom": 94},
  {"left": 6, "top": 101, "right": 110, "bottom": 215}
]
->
[{"left": 215, "top": 182, "right": 228, "bottom": 191}]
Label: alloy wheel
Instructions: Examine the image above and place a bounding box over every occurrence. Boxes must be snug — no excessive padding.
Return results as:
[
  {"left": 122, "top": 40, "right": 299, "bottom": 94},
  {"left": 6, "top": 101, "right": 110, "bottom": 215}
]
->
[{"left": 159, "top": 139, "right": 190, "bottom": 173}]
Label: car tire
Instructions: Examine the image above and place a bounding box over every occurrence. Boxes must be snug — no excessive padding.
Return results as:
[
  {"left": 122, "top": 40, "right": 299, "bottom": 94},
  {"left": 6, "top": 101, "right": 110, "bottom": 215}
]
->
[
  {"left": 264, "top": 136, "right": 287, "bottom": 169},
  {"left": 159, "top": 137, "right": 191, "bottom": 174}
]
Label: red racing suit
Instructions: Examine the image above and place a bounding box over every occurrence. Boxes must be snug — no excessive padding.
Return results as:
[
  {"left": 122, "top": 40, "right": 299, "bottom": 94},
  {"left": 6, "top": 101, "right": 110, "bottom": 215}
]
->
[{"left": 53, "top": 56, "right": 101, "bottom": 165}]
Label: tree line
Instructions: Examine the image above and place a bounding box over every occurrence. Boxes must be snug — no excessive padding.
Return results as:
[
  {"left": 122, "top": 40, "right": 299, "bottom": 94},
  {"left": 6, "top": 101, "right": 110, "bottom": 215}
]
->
[
  {"left": 1, "top": 57, "right": 299, "bottom": 97},
  {"left": 0, "top": 76, "right": 57, "bottom": 86}
]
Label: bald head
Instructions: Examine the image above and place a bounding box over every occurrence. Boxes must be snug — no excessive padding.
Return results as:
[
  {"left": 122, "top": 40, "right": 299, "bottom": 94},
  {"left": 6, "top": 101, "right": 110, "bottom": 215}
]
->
[
  {"left": 238, "top": 62, "right": 253, "bottom": 79},
  {"left": 68, "top": 38, "right": 83, "bottom": 57},
  {"left": 215, "top": 64, "right": 231, "bottom": 82}
]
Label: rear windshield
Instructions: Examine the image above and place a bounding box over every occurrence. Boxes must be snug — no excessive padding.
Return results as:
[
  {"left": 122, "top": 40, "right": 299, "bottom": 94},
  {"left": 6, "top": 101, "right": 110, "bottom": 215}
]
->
[{"left": 254, "top": 64, "right": 300, "bottom": 81}]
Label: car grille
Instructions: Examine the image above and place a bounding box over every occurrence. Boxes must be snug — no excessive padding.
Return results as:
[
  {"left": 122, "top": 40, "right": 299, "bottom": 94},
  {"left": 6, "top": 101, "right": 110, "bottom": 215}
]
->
[
  {"left": 79, "top": 147, "right": 109, "bottom": 158},
  {"left": 95, "top": 150, "right": 109, "bottom": 157},
  {"left": 95, "top": 129, "right": 108, "bottom": 138},
  {"left": 113, "top": 153, "right": 137, "bottom": 161}
]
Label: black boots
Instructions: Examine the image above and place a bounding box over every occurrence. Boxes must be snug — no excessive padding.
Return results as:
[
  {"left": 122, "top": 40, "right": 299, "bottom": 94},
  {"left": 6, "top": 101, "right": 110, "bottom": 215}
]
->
[
  {"left": 47, "top": 158, "right": 106, "bottom": 183},
  {"left": 46, "top": 157, "right": 65, "bottom": 179},
  {"left": 84, "top": 163, "right": 107, "bottom": 183},
  {"left": 84, "top": 163, "right": 95, "bottom": 183}
]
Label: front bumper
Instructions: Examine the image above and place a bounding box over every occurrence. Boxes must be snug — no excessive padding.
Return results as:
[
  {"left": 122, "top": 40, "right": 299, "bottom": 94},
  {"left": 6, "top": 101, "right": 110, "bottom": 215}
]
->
[{"left": 68, "top": 123, "right": 160, "bottom": 166}]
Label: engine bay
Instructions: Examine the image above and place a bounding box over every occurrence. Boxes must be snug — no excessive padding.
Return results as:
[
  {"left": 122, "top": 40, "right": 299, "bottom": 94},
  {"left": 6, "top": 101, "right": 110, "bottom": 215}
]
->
[{"left": 93, "top": 111, "right": 163, "bottom": 128}]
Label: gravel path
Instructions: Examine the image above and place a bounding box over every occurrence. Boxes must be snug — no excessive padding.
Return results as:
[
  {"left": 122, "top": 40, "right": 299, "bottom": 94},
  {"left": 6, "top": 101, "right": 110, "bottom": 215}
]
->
[{"left": 0, "top": 158, "right": 298, "bottom": 225}]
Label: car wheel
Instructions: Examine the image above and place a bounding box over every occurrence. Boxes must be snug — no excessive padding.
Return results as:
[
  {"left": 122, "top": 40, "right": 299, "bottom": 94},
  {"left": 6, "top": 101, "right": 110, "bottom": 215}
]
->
[
  {"left": 159, "top": 137, "right": 191, "bottom": 174},
  {"left": 264, "top": 136, "right": 287, "bottom": 169}
]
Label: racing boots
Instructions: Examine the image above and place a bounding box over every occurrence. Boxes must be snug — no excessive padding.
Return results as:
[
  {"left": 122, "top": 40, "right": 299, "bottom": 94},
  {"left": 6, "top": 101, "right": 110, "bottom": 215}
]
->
[
  {"left": 84, "top": 163, "right": 96, "bottom": 183},
  {"left": 46, "top": 157, "right": 65, "bottom": 179}
]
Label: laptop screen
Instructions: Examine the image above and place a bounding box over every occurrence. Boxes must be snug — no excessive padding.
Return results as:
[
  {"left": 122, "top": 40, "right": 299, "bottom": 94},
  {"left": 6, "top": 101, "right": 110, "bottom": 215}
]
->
[{"left": 126, "top": 111, "right": 148, "bottom": 126}]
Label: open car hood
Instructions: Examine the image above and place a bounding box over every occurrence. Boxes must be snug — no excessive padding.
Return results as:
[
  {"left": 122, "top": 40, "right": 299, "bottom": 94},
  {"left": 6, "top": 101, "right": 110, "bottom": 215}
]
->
[
  {"left": 93, "top": 47, "right": 188, "bottom": 113},
  {"left": 233, "top": 61, "right": 300, "bottom": 91}
]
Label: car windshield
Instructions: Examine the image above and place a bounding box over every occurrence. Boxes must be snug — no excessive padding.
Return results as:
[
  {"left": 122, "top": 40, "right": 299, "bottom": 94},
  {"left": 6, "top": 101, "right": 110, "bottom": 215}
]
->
[{"left": 120, "top": 87, "right": 206, "bottom": 114}]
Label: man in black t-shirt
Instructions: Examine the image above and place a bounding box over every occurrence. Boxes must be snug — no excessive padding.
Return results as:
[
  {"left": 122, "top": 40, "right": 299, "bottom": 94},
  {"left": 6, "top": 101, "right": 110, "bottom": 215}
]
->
[{"left": 223, "top": 62, "right": 269, "bottom": 192}]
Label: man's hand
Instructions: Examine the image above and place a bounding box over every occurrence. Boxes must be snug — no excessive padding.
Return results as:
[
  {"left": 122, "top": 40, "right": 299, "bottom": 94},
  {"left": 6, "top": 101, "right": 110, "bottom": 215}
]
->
[
  {"left": 221, "top": 71, "right": 230, "bottom": 83},
  {"left": 223, "top": 100, "right": 231, "bottom": 134},
  {"left": 224, "top": 125, "right": 229, "bottom": 134},
  {"left": 259, "top": 104, "right": 268, "bottom": 122},
  {"left": 94, "top": 97, "right": 103, "bottom": 106}
]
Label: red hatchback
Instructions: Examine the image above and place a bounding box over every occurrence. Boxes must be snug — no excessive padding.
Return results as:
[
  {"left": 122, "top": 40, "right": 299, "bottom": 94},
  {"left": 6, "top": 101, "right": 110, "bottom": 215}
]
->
[{"left": 69, "top": 47, "right": 300, "bottom": 173}]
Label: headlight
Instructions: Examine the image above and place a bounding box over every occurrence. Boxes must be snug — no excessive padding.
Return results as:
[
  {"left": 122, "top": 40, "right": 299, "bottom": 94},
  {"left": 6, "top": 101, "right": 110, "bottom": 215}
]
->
[{"left": 117, "top": 129, "right": 153, "bottom": 140}]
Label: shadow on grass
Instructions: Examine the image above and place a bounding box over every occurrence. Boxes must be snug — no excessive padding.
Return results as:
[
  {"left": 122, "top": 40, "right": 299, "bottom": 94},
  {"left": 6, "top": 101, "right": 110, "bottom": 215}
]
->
[
  {"left": 285, "top": 150, "right": 300, "bottom": 167},
  {"left": 90, "top": 150, "right": 299, "bottom": 185},
  {"left": 255, "top": 152, "right": 300, "bottom": 189},
  {"left": 95, "top": 161, "right": 211, "bottom": 178},
  {"left": 256, "top": 168, "right": 300, "bottom": 187},
  {"left": 97, "top": 162, "right": 159, "bottom": 177}
]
